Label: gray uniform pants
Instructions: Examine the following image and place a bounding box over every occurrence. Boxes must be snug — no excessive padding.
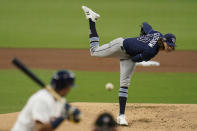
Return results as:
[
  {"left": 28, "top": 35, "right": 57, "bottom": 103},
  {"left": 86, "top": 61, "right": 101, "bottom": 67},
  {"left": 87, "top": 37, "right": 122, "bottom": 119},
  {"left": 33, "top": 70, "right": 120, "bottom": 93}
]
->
[{"left": 90, "top": 37, "right": 136, "bottom": 87}]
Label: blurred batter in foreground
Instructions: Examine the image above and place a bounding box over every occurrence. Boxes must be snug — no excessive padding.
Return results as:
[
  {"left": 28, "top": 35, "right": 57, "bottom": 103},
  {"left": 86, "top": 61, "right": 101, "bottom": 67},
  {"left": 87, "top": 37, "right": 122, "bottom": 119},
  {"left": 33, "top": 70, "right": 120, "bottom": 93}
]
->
[{"left": 12, "top": 70, "right": 81, "bottom": 131}]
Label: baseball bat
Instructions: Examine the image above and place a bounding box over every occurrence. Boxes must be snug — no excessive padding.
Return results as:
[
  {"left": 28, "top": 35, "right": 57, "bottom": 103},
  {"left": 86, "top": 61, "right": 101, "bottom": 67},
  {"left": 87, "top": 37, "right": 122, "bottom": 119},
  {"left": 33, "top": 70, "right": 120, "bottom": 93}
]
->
[
  {"left": 12, "top": 58, "right": 82, "bottom": 121},
  {"left": 12, "top": 58, "right": 66, "bottom": 104},
  {"left": 12, "top": 58, "right": 45, "bottom": 87}
]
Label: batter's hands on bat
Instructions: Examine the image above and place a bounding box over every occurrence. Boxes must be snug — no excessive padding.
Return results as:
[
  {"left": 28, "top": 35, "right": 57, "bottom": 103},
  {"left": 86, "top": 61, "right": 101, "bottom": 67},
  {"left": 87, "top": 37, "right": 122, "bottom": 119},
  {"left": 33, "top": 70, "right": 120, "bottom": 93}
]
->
[{"left": 63, "top": 103, "right": 82, "bottom": 123}]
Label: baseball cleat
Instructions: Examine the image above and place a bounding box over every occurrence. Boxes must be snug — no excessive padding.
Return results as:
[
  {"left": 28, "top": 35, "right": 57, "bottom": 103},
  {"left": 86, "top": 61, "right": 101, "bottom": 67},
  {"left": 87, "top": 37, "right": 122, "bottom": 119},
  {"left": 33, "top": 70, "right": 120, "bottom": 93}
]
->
[
  {"left": 117, "top": 114, "right": 128, "bottom": 126},
  {"left": 82, "top": 6, "right": 100, "bottom": 22}
]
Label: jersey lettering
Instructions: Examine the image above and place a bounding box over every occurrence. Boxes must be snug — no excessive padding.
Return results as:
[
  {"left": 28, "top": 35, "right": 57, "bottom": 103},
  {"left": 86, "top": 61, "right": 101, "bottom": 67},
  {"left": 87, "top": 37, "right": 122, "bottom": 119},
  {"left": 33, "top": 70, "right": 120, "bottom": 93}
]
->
[
  {"left": 148, "top": 33, "right": 160, "bottom": 48},
  {"left": 137, "top": 33, "right": 161, "bottom": 48}
]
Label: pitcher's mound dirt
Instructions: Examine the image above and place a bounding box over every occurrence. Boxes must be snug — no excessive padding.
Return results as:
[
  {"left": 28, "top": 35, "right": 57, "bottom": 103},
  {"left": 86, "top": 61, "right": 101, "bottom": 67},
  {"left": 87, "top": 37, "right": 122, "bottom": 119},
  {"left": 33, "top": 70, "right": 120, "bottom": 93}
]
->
[{"left": 0, "top": 103, "right": 197, "bottom": 131}]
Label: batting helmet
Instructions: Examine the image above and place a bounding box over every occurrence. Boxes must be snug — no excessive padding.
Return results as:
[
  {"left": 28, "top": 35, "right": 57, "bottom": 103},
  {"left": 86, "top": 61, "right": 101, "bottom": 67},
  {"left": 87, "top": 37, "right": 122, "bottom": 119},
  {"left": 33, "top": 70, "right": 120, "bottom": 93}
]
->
[
  {"left": 50, "top": 70, "right": 75, "bottom": 90},
  {"left": 163, "top": 33, "right": 176, "bottom": 47},
  {"left": 95, "top": 113, "right": 116, "bottom": 129}
]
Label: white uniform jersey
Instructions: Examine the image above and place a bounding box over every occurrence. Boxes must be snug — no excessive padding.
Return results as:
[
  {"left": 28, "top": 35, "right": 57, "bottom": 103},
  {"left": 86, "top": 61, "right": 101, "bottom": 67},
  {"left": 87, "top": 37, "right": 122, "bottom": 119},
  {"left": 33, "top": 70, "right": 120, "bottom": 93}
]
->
[{"left": 11, "top": 89, "right": 64, "bottom": 131}]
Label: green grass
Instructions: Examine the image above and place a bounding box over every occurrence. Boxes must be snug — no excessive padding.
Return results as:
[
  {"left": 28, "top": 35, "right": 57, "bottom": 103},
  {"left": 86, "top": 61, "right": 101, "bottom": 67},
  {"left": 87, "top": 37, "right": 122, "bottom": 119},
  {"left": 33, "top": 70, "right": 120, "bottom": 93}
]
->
[
  {"left": 0, "top": 69, "right": 197, "bottom": 114},
  {"left": 0, "top": 0, "right": 197, "bottom": 50}
]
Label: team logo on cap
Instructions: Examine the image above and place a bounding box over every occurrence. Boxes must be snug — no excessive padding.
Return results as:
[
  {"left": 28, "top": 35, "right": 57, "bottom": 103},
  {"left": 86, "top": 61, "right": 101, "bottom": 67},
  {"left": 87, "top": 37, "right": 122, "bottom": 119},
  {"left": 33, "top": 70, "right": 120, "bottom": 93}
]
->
[{"left": 172, "top": 38, "right": 176, "bottom": 43}]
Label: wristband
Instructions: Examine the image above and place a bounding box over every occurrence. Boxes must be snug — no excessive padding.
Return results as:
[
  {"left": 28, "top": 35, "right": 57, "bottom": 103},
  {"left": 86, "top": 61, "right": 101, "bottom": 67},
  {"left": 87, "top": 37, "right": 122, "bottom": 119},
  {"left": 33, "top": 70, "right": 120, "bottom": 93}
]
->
[{"left": 50, "top": 116, "right": 64, "bottom": 129}]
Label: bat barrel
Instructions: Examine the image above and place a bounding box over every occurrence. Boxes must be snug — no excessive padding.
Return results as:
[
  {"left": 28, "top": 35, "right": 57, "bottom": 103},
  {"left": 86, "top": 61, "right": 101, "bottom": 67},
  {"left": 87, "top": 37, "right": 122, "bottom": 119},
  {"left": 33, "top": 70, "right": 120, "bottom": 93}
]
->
[{"left": 12, "top": 58, "right": 45, "bottom": 87}]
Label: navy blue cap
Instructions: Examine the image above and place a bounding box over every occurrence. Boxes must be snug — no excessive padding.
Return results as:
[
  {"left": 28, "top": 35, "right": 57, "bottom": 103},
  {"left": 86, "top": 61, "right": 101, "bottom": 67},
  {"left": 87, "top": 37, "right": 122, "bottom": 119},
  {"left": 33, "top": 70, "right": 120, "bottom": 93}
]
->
[
  {"left": 50, "top": 70, "right": 75, "bottom": 90},
  {"left": 95, "top": 113, "right": 116, "bottom": 128},
  {"left": 163, "top": 33, "right": 176, "bottom": 47}
]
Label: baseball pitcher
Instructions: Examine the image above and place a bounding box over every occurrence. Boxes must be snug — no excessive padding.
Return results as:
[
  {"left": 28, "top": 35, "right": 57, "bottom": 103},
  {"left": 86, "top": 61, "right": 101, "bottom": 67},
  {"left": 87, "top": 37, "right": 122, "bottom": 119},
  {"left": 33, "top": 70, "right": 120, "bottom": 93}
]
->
[
  {"left": 82, "top": 6, "right": 176, "bottom": 126},
  {"left": 12, "top": 70, "right": 81, "bottom": 131}
]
